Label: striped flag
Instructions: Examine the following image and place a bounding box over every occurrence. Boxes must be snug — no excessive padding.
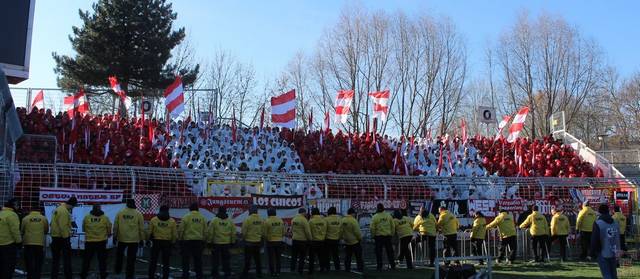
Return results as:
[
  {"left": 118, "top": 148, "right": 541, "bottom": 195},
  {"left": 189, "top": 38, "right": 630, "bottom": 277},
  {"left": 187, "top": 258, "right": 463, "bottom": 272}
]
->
[
  {"left": 30, "top": 90, "right": 44, "bottom": 112},
  {"left": 271, "top": 89, "right": 296, "bottom": 129},
  {"left": 368, "top": 90, "right": 390, "bottom": 121},
  {"left": 63, "top": 89, "right": 90, "bottom": 119},
  {"left": 335, "top": 90, "right": 354, "bottom": 124},
  {"left": 164, "top": 76, "right": 185, "bottom": 119},
  {"left": 108, "top": 76, "right": 132, "bottom": 111},
  {"left": 507, "top": 107, "right": 529, "bottom": 143},
  {"left": 495, "top": 115, "right": 512, "bottom": 141}
]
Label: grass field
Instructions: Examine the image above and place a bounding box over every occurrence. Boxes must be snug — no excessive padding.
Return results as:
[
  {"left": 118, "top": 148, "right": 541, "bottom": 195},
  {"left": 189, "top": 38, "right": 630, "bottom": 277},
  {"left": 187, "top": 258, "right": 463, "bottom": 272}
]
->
[{"left": 15, "top": 247, "right": 640, "bottom": 278}]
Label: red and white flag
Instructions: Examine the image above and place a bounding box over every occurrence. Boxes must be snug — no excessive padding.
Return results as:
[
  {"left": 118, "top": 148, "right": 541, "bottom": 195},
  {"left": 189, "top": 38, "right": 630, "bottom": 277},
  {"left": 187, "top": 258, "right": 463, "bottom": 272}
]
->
[
  {"left": 323, "top": 111, "right": 330, "bottom": 133},
  {"left": 507, "top": 107, "right": 529, "bottom": 143},
  {"left": 495, "top": 115, "right": 511, "bottom": 141},
  {"left": 108, "top": 76, "right": 132, "bottom": 111},
  {"left": 30, "top": 90, "right": 44, "bottom": 112},
  {"left": 368, "top": 90, "right": 389, "bottom": 121},
  {"left": 164, "top": 76, "right": 185, "bottom": 119},
  {"left": 271, "top": 89, "right": 296, "bottom": 129},
  {"left": 335, "top": 90, "right": 354, "bottom": 124},
  {"left": 63, "top": 89, "right": 90, "bottom": 119}
]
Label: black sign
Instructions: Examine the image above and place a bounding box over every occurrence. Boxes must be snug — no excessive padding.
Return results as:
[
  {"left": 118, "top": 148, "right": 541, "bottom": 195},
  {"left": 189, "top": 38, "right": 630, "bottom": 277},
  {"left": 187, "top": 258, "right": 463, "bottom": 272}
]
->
[
  {"left": 430, "top": 199, "right": 469, "bottom": 217},
  {"left": 615, "top": 191, "right": 629, "bottom": 201}
]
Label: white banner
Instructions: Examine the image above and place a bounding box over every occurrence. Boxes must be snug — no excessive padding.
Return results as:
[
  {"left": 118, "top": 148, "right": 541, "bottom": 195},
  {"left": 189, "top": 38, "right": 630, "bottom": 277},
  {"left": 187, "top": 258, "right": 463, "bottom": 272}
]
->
[
  {"left": 45, "top": 203, "right": 124, "bottom": 249},
  {"left": 39, "top": 187, "right": 124, "bottom": 204}
]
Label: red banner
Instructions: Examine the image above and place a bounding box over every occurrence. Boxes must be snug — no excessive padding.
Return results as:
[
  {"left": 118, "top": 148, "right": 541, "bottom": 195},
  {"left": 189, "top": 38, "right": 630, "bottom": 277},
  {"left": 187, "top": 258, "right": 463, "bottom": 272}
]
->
[
  {"left": 497, "top": 199, "right": 527, "bottom": 213},
  {"left": 251, "top": 194, "right": 305, "bottom": 209}
]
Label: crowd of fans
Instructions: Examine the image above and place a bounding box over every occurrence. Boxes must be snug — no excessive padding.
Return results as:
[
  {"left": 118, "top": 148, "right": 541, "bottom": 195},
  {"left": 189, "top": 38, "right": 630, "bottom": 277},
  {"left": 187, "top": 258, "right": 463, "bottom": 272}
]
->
[{"left": 16, "top": 107, "right": 602, "bottom": 178}]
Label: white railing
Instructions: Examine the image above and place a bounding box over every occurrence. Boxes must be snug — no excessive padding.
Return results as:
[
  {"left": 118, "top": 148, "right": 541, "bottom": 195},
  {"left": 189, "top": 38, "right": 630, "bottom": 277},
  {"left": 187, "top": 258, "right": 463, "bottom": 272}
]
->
[{"left": 553, "top": 130, "right": 625, "bottom": 178}]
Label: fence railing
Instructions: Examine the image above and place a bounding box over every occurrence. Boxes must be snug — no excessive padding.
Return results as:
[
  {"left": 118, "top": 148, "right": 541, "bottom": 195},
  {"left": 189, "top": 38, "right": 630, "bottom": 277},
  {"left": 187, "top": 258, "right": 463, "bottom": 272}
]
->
[{"left": 553, "top": 130, "right": 625, "bottom": 178}]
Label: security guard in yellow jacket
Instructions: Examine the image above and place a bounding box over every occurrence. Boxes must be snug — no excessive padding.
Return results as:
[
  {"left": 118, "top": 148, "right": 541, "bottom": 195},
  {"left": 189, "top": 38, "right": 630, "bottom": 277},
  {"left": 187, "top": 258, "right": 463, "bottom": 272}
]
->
[
  {"left": 308, "top": 207, "right": 328, "bottom": 273},
  {"left": 290, "top": 208, "right": 311, "bottom": 274},
  {"left": 519, "top": 205, "right": 549, "bottom": 262},
  {"left": 179, "top": 202, "right": 206, "bottom": 279},
  {"left": 81, "top": 205, "right": 112, "bottom": 279},
  {"left": 613, "top": 206, "right": 627, "bottom": 251},
  {"left": 208, "top": 206, "right": 235, "bottom": 278},
  {"left": 21, "top": 207, "right": 48, "bottom": 279},
  {"left": 114, "top": 199, "right": 145, "bottom": 279},
  {"left": 241, "top": 205, "right": 263, "bottom": 278},
  {"left": 0, "top": 199, "right": 22, "bottom": 279},
  {"left": 470, "top": 211, "right": 487, "bottom": 264},
  {"left": 263, "top": 207, "right": 284, "bottom": 277},
  {"left": 437, "top": 206, "right": 460, "bottom": 263},
  {"left": 394, "top": 209, "right": 414, "bottom": 269},
  {"left": 370, "top": 203, "right": 396, "bottom": 271},
  {"left": 324, "top": 207, "right": 342, "bottom": 271},
  {"left": 414, "top": 206, "right": 437, "bottom": 266},
  {"left": 550, "top": 207, "right": 569, "bottom": 261},
  {"left": 576, "top": 201, "right": 597, "bottom": 260},
  {"left": 50, "top": 197, "right": 78, "bottom": 279},
  {"left": 486, "top": 209, "right": 517, "bottom": 263},
  {"left": 341, "top": 208, "right": 363, "bottom": 272},
  {"left": 148, "top": 205, "right": 177, "bottom": 279}
]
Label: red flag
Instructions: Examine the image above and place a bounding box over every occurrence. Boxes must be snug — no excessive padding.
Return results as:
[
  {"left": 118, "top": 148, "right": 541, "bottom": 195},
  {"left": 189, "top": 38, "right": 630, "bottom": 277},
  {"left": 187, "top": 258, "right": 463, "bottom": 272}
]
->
[
  {"left": 372, "top": 118, "right": 378, "bottom": 144},
  {"left": 323, "top": 111, "right": 330, "bottom": 134},
  {"left": 461, "top": 118, "right": 467, "bottom": 143},
  {"left": 149, "top": 121, "right": 156, "bottom": 143},
  {"left": 232, "top": 108, "right": 237, "bottom": 143},
  {"left": 365, "top": 116, "right": 371, "bottom": 142},
  {"left": 260, "top": 105, "right": 265, "bottom": 130},
  {"left": 30, "top": 90, "right": 44, "bottom": 112}
]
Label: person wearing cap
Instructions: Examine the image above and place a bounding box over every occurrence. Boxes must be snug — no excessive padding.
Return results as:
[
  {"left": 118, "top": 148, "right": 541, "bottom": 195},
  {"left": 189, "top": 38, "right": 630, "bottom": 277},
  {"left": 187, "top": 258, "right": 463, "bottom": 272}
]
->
[
  {"left": 114, "top": 199, "right": 145, "bottom": 279},
  {"left": 263, "top": 207, "right": 284, "bottom": 277},
  {"left": 308, "top": 207, "right": 328, "bottom": 273},
  {"left": 208, "top": 206, "right": 235, "bottom": 278},
  {"left": 470, "top": 211, "right": 487, "bottom": 265},
  {"left": 519, "top": 205, "right": 550, "bottom": 263},
  {"left": 0, "top": 199, "right": 22, "bottom": 278},
  {"left": 324, "top": 206, "right": 342, "bottom": 271},
  {"left": 413, "top": 206, "right": 437, "bottom": 266},
  {"left": 486, "top": 209, "right": 517, "bottom": 264},
  {"left": 81, "top": 205, "right": 112, "bottom": 279},
  {"left": 290, "top": 208, "right": 311, "bottom": 274},
  {"left": 576, "top": 201, "right": 597, "bottom": 261},
  {"left": 179, "top": 202, "right": 206, "bottom": 279},
  {"left": 148, "top": 205, "right": 177, "bottom": 279},
  {"left": 612, "top": 205, "right": 627, "bottom": 252},
  {"left": 393, "top": 209, "right": 414, "bottom": 269},
  {"left": 370, "top": 203, "right": 395, "bottom": 271},
  {"left": 50, "top": 197, "right": 78, "bottom": 279},
  {"left": 550, "top": 207, "right": 569, "bottom": 262},
  {"left": 20, "top": 206, "right": 48, "bottom": 279},
  {"left": 590, "top": 204, "right": 621, "bottom": 279},
  {"left": 241, "top": 205, "right": 263, "bottom": 278},
  {"left": 341, "top": 208, "right": 363, "bottom": 272},
  {"left": 437, "top": 205, "right": 460, "bottom": 264}
]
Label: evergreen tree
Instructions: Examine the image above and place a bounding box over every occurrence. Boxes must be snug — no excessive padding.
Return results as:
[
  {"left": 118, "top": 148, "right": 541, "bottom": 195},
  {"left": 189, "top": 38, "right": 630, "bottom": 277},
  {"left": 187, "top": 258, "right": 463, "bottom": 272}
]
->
[{"left": 53, "top": 0, "right": 199, "bottom": 99}]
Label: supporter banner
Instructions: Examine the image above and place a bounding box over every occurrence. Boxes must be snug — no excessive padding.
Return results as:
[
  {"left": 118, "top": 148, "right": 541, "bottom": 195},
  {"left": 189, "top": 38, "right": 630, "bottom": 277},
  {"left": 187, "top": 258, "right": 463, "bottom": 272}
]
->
[
  {"left": 205, "top": 179, "right": 262, "bottom": 197},
  {"left": 198, "top": 196, "right": 251, "bottom": 221},
  {"left": 162, "top": 196, "right": 197, "bottom": 209},
  {"left": 574, "top": 188, "right": 611, "bottom": 204},
  {"left": 44, "top": 203, "right": 124, "bottom": 250},
  {"left": 468, "top": 199, "right": 497, "bottom": 217},
  {"left": 134, "top": 193, "right": 160, "bottom": 216},
  {"left": 307, "top": 198, "right": 351, "bottom": 215},
  {"left": 409, "top": 200, "right": 432, "bottom": 217},
  {"left": 351, "top": 199, "right": 408, "bottom": 212},
  {"left": 430, "top": 199, "right": 468, "bottom": 217},
  {"left": 497, "top": 199, "right": 527, "bottom": 213},
  {"left": 251, "top": 194, "right": 305, "bottom": 209},
  {"left": 531, "top": 199, "right": 554, "bottom": 215},
  {"left": 39, "top": 187, "right": 124, "bottom": 204}
]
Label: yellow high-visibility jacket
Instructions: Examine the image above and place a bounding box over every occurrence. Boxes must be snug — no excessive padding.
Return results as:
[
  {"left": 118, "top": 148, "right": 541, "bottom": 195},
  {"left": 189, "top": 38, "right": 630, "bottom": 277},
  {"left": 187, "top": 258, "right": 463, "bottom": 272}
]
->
[
  {"left": 413, "top": 214, "right": 437, "bottom": 236},
  {"left": 309, "top": 215, "right": 327, "bottom": 241},
  {"left": 612, "top": 212, "right": 627, "bottom": 235},
  {"left": 370, "top": 212, "right": 394, "bottom": 237},
  {"left": 486, "top": 212, "right": 516, "bottom": 238},
  {"left": 325, "top": 214, "right": 342, "bottom": 240},
  {"left": 21, "top": 211, "right": 48, "bottom": 246},
  {"left": 437, "top": 210, "right": 459, "bottom": 236},
  {"left": 0, "top": 207, "right": 22, "bottom": 245},
  {"left": 50, "top": 203, "right": 72, "bottom": 238},
  {"left": 241, "top": 213, "right": 263, "bottom": 243},
  {"left": 83, "top": 214, "right": 112, "bottom": 242},
  {"left": 291, "top": 214, "right": 312, "bottom": 241},
  {"left": 179, "top": 210, "right": 206, "bottom": 241},
  {"left": 471, "top": 216, "right": 487, "bottom": 240},
  {"left": 114, "top": 207, "right": 145, "bottom": 243},
  {"left": 519, "top": 211, "right": 549, "bottom": 236},
  {"left": 208, "top": 217, "right": 236, "bottom": 244},
  {"left": 576, "top": 206, "right": 597, "bottom": 232},
  {"left": 341, "top": 215, "right": 362, "bottom": 245},
  {"left": 394, "top": 216, "right": 413, "bottom": 238},
  {"left": 550, "top": 212, "right": 569, "bottom": 236},
  {"left": 262, "top": 216, "right": 284, "bottom": 242},
  {"left": 148, "top": 216, "right": 177, "bottom": 242}
]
